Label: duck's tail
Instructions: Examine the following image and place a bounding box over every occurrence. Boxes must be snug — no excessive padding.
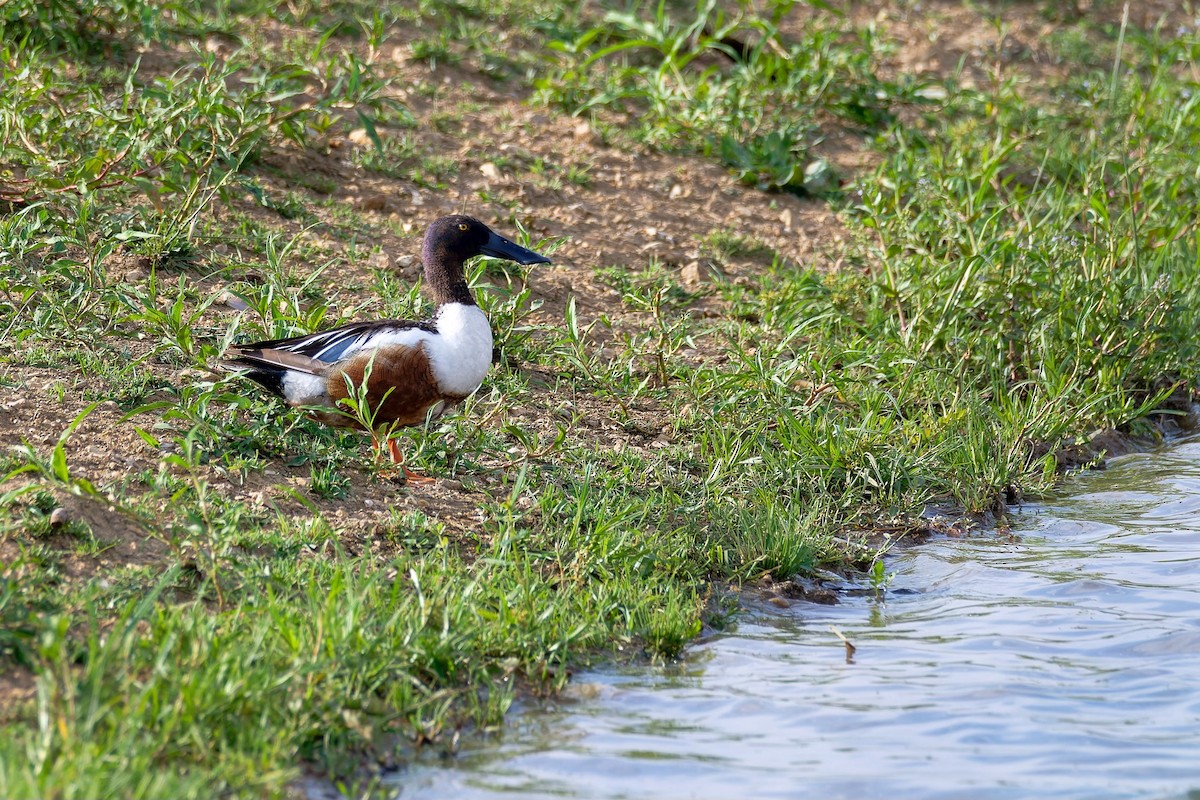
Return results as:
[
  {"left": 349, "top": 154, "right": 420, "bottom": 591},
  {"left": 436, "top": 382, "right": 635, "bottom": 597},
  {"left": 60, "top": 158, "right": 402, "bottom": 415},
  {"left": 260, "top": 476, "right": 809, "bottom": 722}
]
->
[{"left": 221, "top": 346, "right": 328, "bottom": 404}]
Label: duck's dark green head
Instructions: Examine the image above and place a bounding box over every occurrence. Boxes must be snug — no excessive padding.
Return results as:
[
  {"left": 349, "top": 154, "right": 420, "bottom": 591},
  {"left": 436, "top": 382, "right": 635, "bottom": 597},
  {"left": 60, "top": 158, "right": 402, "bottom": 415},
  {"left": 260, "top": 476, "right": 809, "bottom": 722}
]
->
[
  {"left": 422, "top": 215, "right": 551, "bottom": 305},
  {"left": 425, "top": 215, "right": 550, "bottom": 267}
]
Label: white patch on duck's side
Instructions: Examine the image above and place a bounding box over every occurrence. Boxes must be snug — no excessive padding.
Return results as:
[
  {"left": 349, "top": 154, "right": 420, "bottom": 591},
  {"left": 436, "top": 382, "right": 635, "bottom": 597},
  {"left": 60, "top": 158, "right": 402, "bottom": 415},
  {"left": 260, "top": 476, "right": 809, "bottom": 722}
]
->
[
  {"left": 282, "top": 372, "right": 329, "bottom": 406},
  {"left": 424, "top": 303, "right": 493, "bottom": 396},
  {"left": 278, "top": 303, "right": 491, "bottom": 404}
]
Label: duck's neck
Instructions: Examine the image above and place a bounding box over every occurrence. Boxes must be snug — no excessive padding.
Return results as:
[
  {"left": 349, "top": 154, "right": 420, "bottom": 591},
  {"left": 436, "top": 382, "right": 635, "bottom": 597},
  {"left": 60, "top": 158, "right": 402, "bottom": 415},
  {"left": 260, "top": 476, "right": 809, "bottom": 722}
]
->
[{"left": 423, "top": 242, "right": 476, "bottom": 306}]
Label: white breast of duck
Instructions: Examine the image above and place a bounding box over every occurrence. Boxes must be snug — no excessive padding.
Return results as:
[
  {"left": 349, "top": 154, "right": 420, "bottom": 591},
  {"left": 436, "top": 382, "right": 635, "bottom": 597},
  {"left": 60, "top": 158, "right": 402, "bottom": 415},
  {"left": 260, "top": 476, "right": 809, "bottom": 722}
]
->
[{"left": 423, "top": 302, "right": 493, "bottom": 396}]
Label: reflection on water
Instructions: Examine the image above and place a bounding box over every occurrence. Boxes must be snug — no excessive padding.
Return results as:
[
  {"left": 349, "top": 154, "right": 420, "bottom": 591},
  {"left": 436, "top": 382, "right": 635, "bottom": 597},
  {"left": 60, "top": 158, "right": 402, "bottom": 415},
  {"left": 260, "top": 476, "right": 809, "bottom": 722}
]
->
[{"left": 396, "top": 439, "right": 1200, "bottom": 799}]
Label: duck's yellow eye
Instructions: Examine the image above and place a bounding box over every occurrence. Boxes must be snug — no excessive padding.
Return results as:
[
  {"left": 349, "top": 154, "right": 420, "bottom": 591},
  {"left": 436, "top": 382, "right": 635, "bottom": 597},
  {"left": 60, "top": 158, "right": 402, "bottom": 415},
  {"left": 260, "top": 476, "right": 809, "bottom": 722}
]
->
[{"left": 458, "top": 223, "right": 469, "bottom": 231}]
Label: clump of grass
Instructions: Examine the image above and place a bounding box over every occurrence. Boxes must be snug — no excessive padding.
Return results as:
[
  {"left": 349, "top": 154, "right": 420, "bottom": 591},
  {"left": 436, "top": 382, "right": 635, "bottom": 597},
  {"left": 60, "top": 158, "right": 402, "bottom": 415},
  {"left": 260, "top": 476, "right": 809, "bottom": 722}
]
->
[
  {"left": 353, "top": 133, "right": 420, "bottom": 178},
  {"left": 309, "top": 461, "right": 350, "bottom": 499},
  {"left": 410, "top": 33, "right": 462, "bottom": 68},
  {"left": 699, "top": 228, "right": 776, "bottom": 264},
  {"left": 0, "top": 0, "right": 164, "bottom": 55},
  {"left": 0, "top": 468, "right": 708, "bottom": 797},
  {"left": 0, "top": 15, "right": 395, "bottom": 262},
  {"left": 687, "top": 15, "right": 1200, "bottom": 548},
  {"left": 535, "top": 0, "right": 924, "bottom": 191}
]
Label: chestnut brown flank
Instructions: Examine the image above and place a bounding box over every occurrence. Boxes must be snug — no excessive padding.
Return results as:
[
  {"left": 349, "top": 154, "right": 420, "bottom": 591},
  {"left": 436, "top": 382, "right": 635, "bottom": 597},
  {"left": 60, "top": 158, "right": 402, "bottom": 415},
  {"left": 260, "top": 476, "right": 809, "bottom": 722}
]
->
[{"left": 316, "top": 343, "right": 467, "bottom": 430}]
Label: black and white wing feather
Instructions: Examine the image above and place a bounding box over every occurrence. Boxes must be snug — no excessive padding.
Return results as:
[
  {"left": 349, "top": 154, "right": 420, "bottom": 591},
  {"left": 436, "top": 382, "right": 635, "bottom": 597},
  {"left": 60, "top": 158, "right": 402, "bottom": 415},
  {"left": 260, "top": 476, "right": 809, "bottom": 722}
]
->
[
  {"left": 239, "top": 318, "right": 437, "bottom": 365},
  {"left": 223, "top": 318, "right": 437, "bottom": 399}
]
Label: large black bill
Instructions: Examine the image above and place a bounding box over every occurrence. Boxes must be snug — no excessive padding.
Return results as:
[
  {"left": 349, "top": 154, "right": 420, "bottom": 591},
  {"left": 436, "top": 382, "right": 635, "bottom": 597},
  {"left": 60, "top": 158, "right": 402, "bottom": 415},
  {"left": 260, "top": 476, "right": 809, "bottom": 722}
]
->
[{"left": 481, "top": 231, "right": 552, "bottom": 265}]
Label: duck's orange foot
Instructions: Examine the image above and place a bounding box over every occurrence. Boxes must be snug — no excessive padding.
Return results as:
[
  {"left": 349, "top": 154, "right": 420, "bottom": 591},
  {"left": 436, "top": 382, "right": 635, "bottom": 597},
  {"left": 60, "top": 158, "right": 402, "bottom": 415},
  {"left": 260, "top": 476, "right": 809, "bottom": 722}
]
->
[
  {"left": 374, "top": 437, "right": 436, "bottom": 485},
  {"left": 401, "top": 466, "right": 436, "bottom": 485}
]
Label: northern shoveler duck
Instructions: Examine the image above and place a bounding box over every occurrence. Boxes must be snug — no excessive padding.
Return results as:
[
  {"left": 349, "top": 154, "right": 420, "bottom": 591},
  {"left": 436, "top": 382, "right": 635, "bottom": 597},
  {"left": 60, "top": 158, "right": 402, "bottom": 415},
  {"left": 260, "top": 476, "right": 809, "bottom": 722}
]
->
[{"left": 224, "top": 214, "right": 551, "bottom": 481}]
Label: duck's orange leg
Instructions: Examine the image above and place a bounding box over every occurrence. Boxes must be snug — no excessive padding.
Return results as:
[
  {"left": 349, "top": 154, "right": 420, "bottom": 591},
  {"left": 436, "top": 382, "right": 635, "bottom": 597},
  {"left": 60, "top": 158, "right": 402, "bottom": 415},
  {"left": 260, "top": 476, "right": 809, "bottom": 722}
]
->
[
  {"left": 370, "top": 435, "right": 404, "bottom": 482},
  {"left": 386, "top": 437, "right": 435, "bottom": 484}
]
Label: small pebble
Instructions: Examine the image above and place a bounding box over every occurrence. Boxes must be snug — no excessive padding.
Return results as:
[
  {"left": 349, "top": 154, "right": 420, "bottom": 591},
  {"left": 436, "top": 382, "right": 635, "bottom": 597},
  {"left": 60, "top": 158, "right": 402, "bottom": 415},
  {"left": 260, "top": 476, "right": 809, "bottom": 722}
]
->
[
  {"left": 803, "top": 159, "right": 835, "bottom": 193},
  {"left": 49, "top": 507, "right": 70, "bottom": 527},
  {"left": 217, "top": 290, "right": 250, "bottom": 311},
  {"left": 356, "top": 194, "right": 390, "bottom": 212},
  {"left": 681, "top": 261, "right": 723, "bottom": 287}
]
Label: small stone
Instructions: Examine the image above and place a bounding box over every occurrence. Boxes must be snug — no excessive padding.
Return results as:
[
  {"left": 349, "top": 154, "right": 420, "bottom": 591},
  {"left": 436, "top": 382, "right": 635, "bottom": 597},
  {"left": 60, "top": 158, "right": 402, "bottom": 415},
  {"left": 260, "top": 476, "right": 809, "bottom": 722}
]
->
[
  {"left": 348, "top": 128, "right": 373, "bottom": 147},
  {"left": 217, "top": 290, "right": 249, "bottom": 311},
  {"left": 802, "top": 159, "right": 835, "bottom": 194},
  {"left": 366, "top": 251, "right": 391, "bottom": 271},
  {"left": 356, "top": 194, "right": 390, "bottom": 212},
  {"left": 203, "top": 36, "right": 234, "bottom": 57},
  {"left": 788, "top": 577, "right": 840, "bottom": 605},
  {"left": 669, "top": 184, "right": 684, "bottom": 199},
  {"left": 561, "top": 681, "right": 602, "bottom": 701},
  {"left": 767, "top": 596, "right": 791, "bottom": 609},
  {"left": 124, "top": 268, "right": 149, "bottom": 283},
  {"left": 680, "top": 260, "right": 723, "bottom": 287},
  {"left": 304, "top": 234, "right": 339, "bottom": 252},
  {"left": 479, "top": 162, "right": 502, "bottom": 182},
  {"left": 395, "top": 254, "right": 415, "bottom": 269},
  {"left": 780, "top": 208, "right": 793, "bottom": 232},
  {"left": 806, "top": 588, "right": 840, "bottom": 605},
  {"left": 408, "top": 189, "right": 424, "bottom": 206},
  {"left": 49, "top": 507, "right": 70, "bottom": 527},
  {"left": 573, "top": 120, "right": 592, "bottom": 140}
]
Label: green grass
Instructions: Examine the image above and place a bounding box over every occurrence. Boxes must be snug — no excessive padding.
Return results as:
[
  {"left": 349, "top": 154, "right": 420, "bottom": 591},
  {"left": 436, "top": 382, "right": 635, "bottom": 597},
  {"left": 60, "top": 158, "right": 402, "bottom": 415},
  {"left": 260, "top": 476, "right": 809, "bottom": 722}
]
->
[
  {"left": 534, "top": 0, "right": 926, "bottom": 192},
  {"left": 3, "top": 1, "right": 1200, "bottom": 798}
]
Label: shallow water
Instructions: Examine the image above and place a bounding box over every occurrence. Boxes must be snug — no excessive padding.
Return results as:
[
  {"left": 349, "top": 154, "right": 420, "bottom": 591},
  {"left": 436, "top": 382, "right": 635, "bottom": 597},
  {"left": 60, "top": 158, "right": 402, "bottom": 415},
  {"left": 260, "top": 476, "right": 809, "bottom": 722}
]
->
[{"left": 395, "top": 439, "right": 1200, "bottom": 799}]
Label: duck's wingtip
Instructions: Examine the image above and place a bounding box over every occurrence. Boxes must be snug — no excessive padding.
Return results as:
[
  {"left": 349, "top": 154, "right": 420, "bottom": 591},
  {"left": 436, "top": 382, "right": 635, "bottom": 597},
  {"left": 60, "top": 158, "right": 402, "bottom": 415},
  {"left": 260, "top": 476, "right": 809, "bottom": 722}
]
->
[{"left": 222, "top": 357, "right": 287, "bottom": 397}]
